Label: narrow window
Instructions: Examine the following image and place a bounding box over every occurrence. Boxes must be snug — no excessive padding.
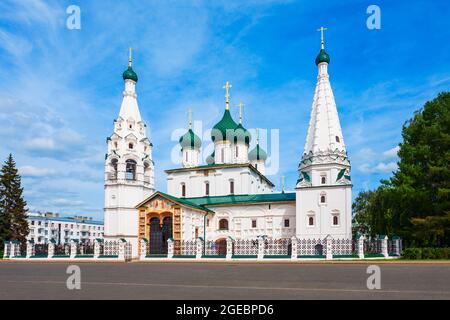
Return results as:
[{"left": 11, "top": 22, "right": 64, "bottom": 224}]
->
[
  {"left": 125, "top": 159, "right": 137, "bottom": 180},
  {"left": 221, "top": 149, "right": 225, "bottom": 163},
  {"left": 185, "top": 152, "right": 188, "bottom": 162},
  {"left": 321, "top": 176, "right": 326, "bottom": 184},
  {"left": 181, "top": 184, "right": 186, "bottom": 197},
  {"left": 236, "top": 145, "right": 239, "bottom": 158},
  {"left": 205, "top": 182, "right": 210, "bottom": 196},
  {"left": 219, "top": 219, "right": 229, "bottom": 230},
  {"left": 284, "top": 219, "right": 290, "bottom": 228},
  {"left": 255, "top": 163, "right": 258, "bottom": 170},
  {"left": 320, "top": 195, "right": 326, "bottom": 203},
  {"left": 336, "top": 136, "right": 340, "bottom": 143},
  {"left": 309, "top": 217, "right": 314, "bottom": 226},
  {"left": 128, "top": 143, "right": 134, "bottom": 149},
  {"left": 252, "top": 219, "right": 257, "bottom": 228},
  {"left": 230, "top": 181, "right": 234, "bottom": 194},
  {"left": 333, "top": 216, "right": 339, "bottom": 226}
]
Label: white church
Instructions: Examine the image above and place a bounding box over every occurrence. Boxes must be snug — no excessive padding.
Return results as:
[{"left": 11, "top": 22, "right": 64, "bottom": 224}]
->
[{"left": 104, "top": 32, "right": 352, "bottom": 258}]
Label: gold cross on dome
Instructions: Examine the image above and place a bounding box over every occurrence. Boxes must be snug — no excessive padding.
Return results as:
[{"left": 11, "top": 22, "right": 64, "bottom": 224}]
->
[
  {"left": 317, "top": 27, "right": 328, "bottom": 49},
  {"left": 236, "top": 102, "right": 245, "bottom": 124},
  {"left": 223, "top": 81, "right": 232, "bottom": 109}
]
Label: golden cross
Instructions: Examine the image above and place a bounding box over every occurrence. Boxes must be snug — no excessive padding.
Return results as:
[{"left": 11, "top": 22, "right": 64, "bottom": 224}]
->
[
  {"left": 317, "top": 27, "right": 328, "bottom": 49},
  {"left": 223, "top": 81, "right": 232, "bottom": 109},
  {"left": 187, "top": 108, "right": 193, "bottom": 129},
  {"left": 236, "top": 102, "right": 245, "bottom": 124},
  {"left": 129, "top": 47, "right": 133, "bottom": 67}
]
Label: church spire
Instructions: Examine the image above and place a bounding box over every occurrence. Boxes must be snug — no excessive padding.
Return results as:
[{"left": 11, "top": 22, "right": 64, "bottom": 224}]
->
[{"left": 302, "top": 29, "right": 346, "bottom": 160}]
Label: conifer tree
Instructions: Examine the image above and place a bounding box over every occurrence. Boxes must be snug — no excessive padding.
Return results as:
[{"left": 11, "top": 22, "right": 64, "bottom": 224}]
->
[{"left": 0, "top": 154, "right": 29, "bottom": 246}]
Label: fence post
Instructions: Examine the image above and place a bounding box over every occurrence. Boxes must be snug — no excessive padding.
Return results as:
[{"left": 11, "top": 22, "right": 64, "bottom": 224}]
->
[
  {"left": 381, "top": 235, "right": 389, "bottom": 258},
  {"left": 94, "top": 239, "right": 101, "bottom": 259},
  {"left": 118, "top": 239, "right": 126, "bottom": 261},
  {"left": 257, "top": 237, "right": 265, "bottom": 260},
  {"left": 70, "top": 240, "right": 78, "bottom": 259},
  {"left": 226, "top": 237, "right": 233, "bottom": 260},
  {"left": 196, "top": 238, "right": 204, "bottom": 259},
  {"left": 392, "top": 236, "right": 401, "bottom": 257},
  {"left": 48, "top": 240, "right": 55, "bottom": 259},
  {"left": 291, "top": 237, "right": 298, "bottom": 260},
  {"left": 26, "top": 240, "right": 34, "bottom": 258},
  {"left": 325, "top": 235, "right": 333, "bottom": 260},
  {"left": 140, "top": 239, "right": 148, "bottom": 260},
  {"left": 167, "top": 238, "right": 174, "bottom": 259},
  {"left": 357, "top": 235, "right": 365, "bottom": 259},
  {"left": 3, "top": 241, "right": 9, "bottom": 259}
]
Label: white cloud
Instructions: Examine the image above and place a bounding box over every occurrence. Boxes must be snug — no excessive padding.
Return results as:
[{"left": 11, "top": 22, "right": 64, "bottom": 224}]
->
[
  {"left": 383, "top": 146, "right": 400, "bottom": 159},
  {"left": 24, "top": 138, "right": 56, "bottom": 151},
  {"left": 52, "top": 198, "right": 84, "bottom": 207},
  {"left": 358, "top": 162, "right": 397, "bottom": 174},
  {"left": 20, "top": 165, "right": 57, "bottom": 177}
]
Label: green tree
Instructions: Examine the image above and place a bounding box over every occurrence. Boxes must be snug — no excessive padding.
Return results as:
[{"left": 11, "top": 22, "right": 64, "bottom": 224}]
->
[
  {"left": 0, "top": 154, "right": 29, "bottom": 246},
  {"left": 353, "top": 92, "right": 450, "bottom": 246}
]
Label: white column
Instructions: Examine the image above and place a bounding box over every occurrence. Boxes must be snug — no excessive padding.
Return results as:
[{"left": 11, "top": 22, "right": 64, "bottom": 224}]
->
[
  {"left": 118, "top": 239, "right": 126, "bottom": 261},
  {"left": 70, "top": 240, "right": 77, "bottom": 259},
  {"left": 196, "top": 238, "right": 204, "bottom": 259},
  {"left": 226, "top": 237, "right": 233, "bottom": 260},
  {"left": 140, "top": 239, "right": 147, "bottom": 260},
  {"left": 48, "top": 242, "right": 55, "bottom": 259},
  {"left": 357, "top": 235, "right": 365, "bottom": 259},
  {"left": 393, "top": 236, "right": 401, "bottom": 256},
  {"left": 257, "top": 237, "right": 265, "bottom": 260},
  {"left": 3, "top": 242, "right": 9, "bottom": 259},
  {"left": 167, "top": 239, "right": 174, "bottom": 259},
  {"left": 94, "top": 239, "right": 101, "bottom": 259},
  {"left": 325, "top": 235, "right": 333, "bottom": 260},
  {"left": 26, "top": 241, "right": 34, "bottom": 258},
  {"left": 381, "top": 235, "right": 389, "bottom": 258},
  {"left": 291, "top": 237, "right": 298, "bottom": 260}
]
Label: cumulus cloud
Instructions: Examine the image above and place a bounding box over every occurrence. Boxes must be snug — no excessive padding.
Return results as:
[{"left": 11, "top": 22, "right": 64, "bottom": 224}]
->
[
  {"left": 358, "top": 162, "right": 397, "bottom": 174},
  {"left": 383, "top": 146, "right": 400, "bottom": 159},
  {"left": 20, "top": 165, "right": 57, "bottom": 177}
]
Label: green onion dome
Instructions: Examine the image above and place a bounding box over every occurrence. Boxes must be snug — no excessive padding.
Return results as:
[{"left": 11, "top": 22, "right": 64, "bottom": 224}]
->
[
  {"left": 249, "top": 144, "right": 267, "bottom": 161},
  {"left": 206, "top": 152, "right": 215, "bottom": 165},
  {"left": 211, "top": 109, "right": 239, "bottom": 142},
  {"left": 179, "top": 129, "right": 202, "bottom": 150},
  {"left": 315, "top": 48, "right": 330, "bottom": 65},
  {"left": 234, "top": 123, "right": 251, "bottom": 145},
  {"left": 122, "top": 66, "right": 138, "bottom": 82}
]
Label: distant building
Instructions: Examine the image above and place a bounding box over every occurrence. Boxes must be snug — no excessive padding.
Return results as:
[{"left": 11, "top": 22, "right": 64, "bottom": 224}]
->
[{"left": 27, "top": 212, "right": 104, "bottom": 244}]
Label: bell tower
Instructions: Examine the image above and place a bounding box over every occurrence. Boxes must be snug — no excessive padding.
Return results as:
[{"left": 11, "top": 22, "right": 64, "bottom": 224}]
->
[
  {"left": 296, "top": 29, "right": 352, "bottom": 240},
  {"left": 104, "top": 49, "right": 155, "bottom": 258}
]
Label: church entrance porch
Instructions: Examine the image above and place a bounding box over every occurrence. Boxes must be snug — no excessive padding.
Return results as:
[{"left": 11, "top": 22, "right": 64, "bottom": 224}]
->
[{"left": 149, "top": 216, "right": 173, "bottom": 255}]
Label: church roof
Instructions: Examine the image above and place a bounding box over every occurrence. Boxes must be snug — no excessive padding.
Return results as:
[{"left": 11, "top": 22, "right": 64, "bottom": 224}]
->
[
  {"left": 315, "top": 48, "right": 330, "bottom": 65},
  {"left": 179, "top": 129, "right": 202, "bottom": 150},
  {"left": 249, "top": 144, "right": 267, "bottom": 161},
  {"left": 185, "top": 193, "right": 296, "bottom": 207},
  {"left": 123, "top": 66, "right": 138, "bottom": 82},
  {"left": 135, "top": 191, "right": 214, "bottom": 213},
  {"left": 234, "top": 123, "right": 251, "bottom": 145},
  {"left": 211, "top": 109, "right": 239, "bottom": 142}
]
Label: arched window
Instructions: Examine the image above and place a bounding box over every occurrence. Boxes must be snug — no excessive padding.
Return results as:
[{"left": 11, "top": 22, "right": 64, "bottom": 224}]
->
[
  {"left": 205, "top": 182, "right": 210, "bottom": 196},
  {"left": 321, "top": 176, "right": 326, "bottom": 184},
  {"left": 320, "top": 193, "right": 326, "bottom": 204},
  {"left": 185, "top": 151, "right": 188, "bottom": 162},
  {"left": 128, "top": 143, "right": 134, "bottom": 149},
  {"left": 336, "top": 136, "right": 340, "bottom": 143},
  {"left": 229, "top": 180, "right": 234, "bottom": 194},
  {"left": 309, "top": 216, "right": 314, "bottom": 226},
  {"left": 110, "top": 158, "right": 118, "bottom": 180},
  {"left": 125, "top": 159, "right": 136, "bottom": 180},
  {"left": 181, "top": 183, "right": 186, "bottom": 197},
  {"left": 219, "top": 219, "right": 229, "bottom": 230},
  {"left": 236, "top": 145, "right": 239, "bottom": 158},
  {"left": 144, "top": 162, "right": 151, "bottom": 184},
  {"left": 333, "top": 215, "right": 339, "bottom": 226}
]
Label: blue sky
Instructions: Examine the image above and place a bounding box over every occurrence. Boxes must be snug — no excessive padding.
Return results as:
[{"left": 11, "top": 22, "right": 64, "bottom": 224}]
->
[{"left": 0, "top": 0, "right": 449, "bottom": 220}]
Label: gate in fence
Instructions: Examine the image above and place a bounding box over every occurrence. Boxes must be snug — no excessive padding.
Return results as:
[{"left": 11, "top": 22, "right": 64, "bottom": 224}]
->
[
  {"left": 297, "top": 238, "right": 325, "bottom": 257},
  {"left": 204, "top": 239, "right": 227, "bottom": 257}
]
